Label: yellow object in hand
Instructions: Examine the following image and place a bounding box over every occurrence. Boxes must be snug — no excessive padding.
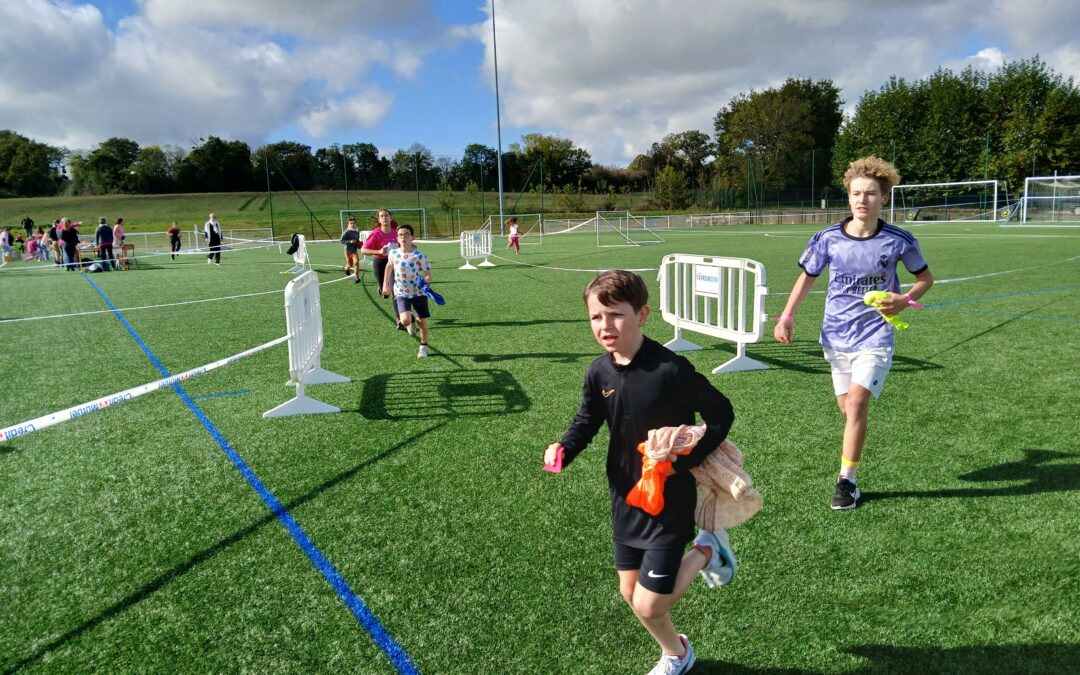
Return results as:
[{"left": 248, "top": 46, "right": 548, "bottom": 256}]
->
[{"left": 863, "top": 290, "right": 910, "bottom": 330}]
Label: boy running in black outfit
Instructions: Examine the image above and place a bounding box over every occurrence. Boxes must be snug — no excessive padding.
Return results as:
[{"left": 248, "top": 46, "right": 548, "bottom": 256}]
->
[{"left": 544, "top": 270, "right": 737, "bottom": 675}]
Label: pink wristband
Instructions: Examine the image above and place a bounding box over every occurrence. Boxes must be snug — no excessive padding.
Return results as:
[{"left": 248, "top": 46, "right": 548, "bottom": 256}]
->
[{"left": 903, "top": 295, "right": 924, "bottom": 309}]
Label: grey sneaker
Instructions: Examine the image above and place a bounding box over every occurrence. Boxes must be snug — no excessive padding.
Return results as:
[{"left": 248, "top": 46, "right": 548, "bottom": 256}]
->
[
  {"left": 406, "top": 321, "right": 417, "bottom": 336},
  {"left": 417, "top": 344, "right": 429, "bottom": 358},
  {"left": 831, "top": 479, "right": 860, "bottom": 510},
  {"left": 694, "top": 529, "right": 736, "bottom": 588},
  {"left": 646, "top": 634, "right": 695, "bottom": 675}
]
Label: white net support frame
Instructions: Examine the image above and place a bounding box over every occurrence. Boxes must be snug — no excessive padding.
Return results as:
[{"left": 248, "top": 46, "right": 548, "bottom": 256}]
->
[
  {"left": 890, "top": 180, "right": 1000, "bottom": 223},
  {"left": 595, "top": 210, "right": 665, "bottom": 247},
  {"left": 1022, "top": 175, "right": 1080, "bottom": 225},
  {"left": 459, "top": 225, "right": 495, "bottom": 270},
  {"left": 263, "top": 270, "right": 350, "bottom": 418},
  {"left": 489, "top": 213, "right": 545, "bottom": 243},
  {"left": 657, "top": 253, "right": 769, "bottom": 374},
  {"left": 339, "top": 208, "right": 428, "bottom": 238},
  {"left": 284, "top": 234, "right": 310, "bottom": 275}
]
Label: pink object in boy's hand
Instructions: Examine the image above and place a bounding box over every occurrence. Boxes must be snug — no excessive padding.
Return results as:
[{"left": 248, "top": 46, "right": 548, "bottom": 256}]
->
[{"left": 544, "top": 445, "right": 565, "bottom": 473}]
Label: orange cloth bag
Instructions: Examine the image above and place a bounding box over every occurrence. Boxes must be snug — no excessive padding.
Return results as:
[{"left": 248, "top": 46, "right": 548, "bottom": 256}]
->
[{"left": 625, "top": 426, "right": 702, "bottom": 516}]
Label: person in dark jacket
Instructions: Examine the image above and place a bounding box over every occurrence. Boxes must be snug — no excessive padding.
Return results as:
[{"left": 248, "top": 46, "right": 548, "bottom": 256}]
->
[
  {"left": 544, "top": 270, "right": 738, "bottom": 675},
  {"left": 95, "top": 217, "right": 115, "bottom": 270}
]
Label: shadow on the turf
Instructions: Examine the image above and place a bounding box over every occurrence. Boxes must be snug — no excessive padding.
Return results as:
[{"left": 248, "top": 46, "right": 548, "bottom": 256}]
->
[
  {"left": 694, "top": 641, "right": 1080, "bottom": 673},
  {"left": 464, "top": 351, "right": 597, "bottom": 364},
  {"left": 437, "top": 317, "right": 581, "bottom": 329},
  {"left": 708, "top": 341, "right": 942, "bottom": 375},
  {"left": 862, "top": 449, "right": 1080, "bottom": 503},
  {"left": 691, "top": 661, "right": 815, "bottom": 674},
  {"left": 357, "top": 369, "right": 530, "bottom": 420},
  {"left": 844, "top": 642, "right": 1080, "bottom": 674},
  {"left": 4, "top": 422, "right": 445, "bottom": 674},
  {"left": 930, "top": 299, "right": 1056, "bottom": 358}
]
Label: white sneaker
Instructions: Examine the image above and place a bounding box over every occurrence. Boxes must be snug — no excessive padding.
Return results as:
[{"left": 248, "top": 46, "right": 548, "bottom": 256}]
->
[
  {"left": 694, "top": 529, "right": 736, "bottom": 588},
  {"left": 406, "top": 321, "right": 417, "bottom": 336},
  {"left": 417, "top": 345, "right": 429, "bottom": 358},
  {"left": 646, "top": 634, "right": 695, "bottom": 675}
]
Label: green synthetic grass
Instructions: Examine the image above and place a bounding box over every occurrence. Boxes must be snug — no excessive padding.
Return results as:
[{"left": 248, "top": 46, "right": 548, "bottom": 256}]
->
[{"left": 1, "top": 223, "right": 1078, "bottom": 673}]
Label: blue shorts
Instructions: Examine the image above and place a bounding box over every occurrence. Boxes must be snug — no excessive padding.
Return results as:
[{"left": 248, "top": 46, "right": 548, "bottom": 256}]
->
[
  {"left": 614, "top": 541, "right": 685, "bottom": 594},
  {"left": 394, "top": 295, "right": 431, "bottom": 319}
]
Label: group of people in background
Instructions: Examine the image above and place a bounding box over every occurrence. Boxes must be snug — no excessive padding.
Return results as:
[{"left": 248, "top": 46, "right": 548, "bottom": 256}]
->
[
  {"left": 341, "top": 208, "right": 434, "bottom": 358},
  {"left": 3, "top": 212, "right": 220, "bottom": 268},
  {"left": 2, "top": 215, "right": 127, "bottom": 271}
]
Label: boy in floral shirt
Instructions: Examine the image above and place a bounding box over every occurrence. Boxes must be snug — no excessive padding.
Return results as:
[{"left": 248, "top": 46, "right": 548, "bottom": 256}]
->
[{"left": 381, "top": 224, "right": 433, "bottom": 358}]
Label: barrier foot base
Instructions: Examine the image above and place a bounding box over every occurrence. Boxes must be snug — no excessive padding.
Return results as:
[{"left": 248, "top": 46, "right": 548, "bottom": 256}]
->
[
  {"left": 459, "top": 262, "right": 478, "bottom": 270},
  {"left": 712, "top": 354, "right": 768, "bottom": 374},
  {"left": 299, "top": 368, "right": 350, "bottom": 385},
  {"left": 263, "top": 395, "right": 340, "bottom": 418},
  {"left": 664, "top": 337, "right": 703, "bottom": 352},
  {"left": 478, "top": 258, "right": 496, "bottom": 267}
]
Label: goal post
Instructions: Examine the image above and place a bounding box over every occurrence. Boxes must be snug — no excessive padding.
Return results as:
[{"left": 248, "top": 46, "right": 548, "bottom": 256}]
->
[
  {"left": 595, "top": 210, "right": 665, "bottom": 247},
  {"left": 890, "top": 180, "right": 1000, "bottom": 223},
  {"left": 339, "top": 208, "right": 428, "bottom": 238},
  {"left": 1022, "top": 175, "right": 1080, "bottom": 224}
]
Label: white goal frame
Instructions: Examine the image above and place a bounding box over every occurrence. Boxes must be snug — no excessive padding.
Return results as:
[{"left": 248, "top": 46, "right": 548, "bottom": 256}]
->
[
  {"left": 1021, "top": 175, "right": 1080, "bottom": 225},
  {"left": 595, "top": 210, "right": 665, "bottom": 248},
  {"left": 339, "top": 208, "right": 428, "bottom": 238},
  {"left": 890, "top": 180, "right": 1000, "bottom": 223}
]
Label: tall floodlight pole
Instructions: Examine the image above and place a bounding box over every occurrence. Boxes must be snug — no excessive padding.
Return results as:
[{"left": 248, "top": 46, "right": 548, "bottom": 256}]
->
[
  {"left": 265, "top": 155, "right": 275, "bottom": 238},
  {"left": 491, "top": 0, "right": 506, "bottom": 234},
  {"left": 343, "top": 151, "right": 350, "bottom": 210}
]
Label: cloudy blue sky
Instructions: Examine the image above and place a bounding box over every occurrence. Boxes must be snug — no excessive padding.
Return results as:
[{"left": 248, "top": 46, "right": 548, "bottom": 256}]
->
[{"left": 2, "top": 0, "right": 1078, "bottom": 166}]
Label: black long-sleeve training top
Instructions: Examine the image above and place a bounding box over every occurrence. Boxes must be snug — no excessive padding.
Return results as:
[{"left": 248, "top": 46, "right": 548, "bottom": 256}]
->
[{"left": 560, "top": 337, "right": 735, "bottom": 548}]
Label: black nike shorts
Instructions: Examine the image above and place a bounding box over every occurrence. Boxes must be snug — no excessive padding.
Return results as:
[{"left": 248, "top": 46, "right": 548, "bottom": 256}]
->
[{"left": 614, "top": 541, "right": 685, "bottom": 594}]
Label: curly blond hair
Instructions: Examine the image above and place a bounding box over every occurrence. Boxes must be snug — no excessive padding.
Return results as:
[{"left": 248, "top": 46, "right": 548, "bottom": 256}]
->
[{"left": 843, "top": 156, "right": 901, "bottom": 193}]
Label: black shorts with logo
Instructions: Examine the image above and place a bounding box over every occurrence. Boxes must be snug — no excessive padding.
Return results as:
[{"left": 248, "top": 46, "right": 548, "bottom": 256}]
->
[{"left": 614, "top": 541, "right": 685, "bottom": 594}]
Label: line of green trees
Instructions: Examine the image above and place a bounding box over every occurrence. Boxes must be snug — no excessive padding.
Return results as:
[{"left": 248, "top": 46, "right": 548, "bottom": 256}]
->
[{"left": 2, "top": 57, "right": 1077, "bottom": 207}]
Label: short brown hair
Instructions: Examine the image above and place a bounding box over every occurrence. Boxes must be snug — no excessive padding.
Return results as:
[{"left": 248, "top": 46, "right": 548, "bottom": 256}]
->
[
  {"left": 583, "top": 270, "right": 649, "bottom": 311},
  {"left": 843, "top": 156, "right": 901, "bottom": 193}
]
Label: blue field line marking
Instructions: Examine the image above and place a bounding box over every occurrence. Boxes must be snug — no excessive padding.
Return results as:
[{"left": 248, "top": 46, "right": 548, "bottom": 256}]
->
[
  {"left": 922, "top": 284, "right": 1080, "bottom": 308},
  {"left": 191, "top": 390, "right": 253, "bottom": 400},
  {"left": 82, "top": 274, "right": 419, "bottom": 674}
]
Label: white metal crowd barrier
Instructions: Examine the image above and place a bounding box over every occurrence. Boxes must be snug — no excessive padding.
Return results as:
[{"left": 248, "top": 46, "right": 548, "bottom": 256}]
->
[
  {"left": 264, "top": 270, "right": 349, "bottom": 417},
  {"left": 459, "top": 227, "right": 495, "bottom": 269},
  {"left": 657, "top": 254, "right": 769, "bottom": 374}
]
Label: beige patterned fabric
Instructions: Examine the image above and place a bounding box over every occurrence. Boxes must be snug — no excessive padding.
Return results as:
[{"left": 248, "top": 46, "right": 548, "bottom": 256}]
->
[{"left": 642, "top": 424, "right": 763, "bottom": 529}]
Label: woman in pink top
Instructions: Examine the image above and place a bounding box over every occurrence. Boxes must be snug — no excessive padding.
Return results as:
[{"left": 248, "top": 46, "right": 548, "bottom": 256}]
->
[{"left": 360, "top": 208, "right": 400, "bottom": 324}]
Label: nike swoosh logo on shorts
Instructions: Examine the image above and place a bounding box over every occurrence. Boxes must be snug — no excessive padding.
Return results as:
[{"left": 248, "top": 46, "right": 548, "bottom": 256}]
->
[
  {"left": 647, "top": 570, "right": 669, "bottom": 578},
  {"left": 602, "top": 388, "right": 615, "bottom": 398}
]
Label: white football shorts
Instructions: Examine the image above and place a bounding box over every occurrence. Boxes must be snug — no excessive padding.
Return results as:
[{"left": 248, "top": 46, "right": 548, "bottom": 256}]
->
[{"left": 823, "top": 346, "right": 894, "bottom": 399}]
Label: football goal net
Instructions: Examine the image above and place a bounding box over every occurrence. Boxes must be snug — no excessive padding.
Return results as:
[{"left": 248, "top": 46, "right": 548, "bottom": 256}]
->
[
  {"left": 1021, "top": 175, "right": 1080, "bottom": 224},
  {"left": 890, "top": 180, "right": 1000, "bottom": 223},
  {"left": 595, "top": 210, "right": 665, "bottom": 247},
  {"left": 339, "top": 208, "right": 428, "bottom": 237},
  {"left": 484, "top": 213, "right": 544, "bottom": 244}
]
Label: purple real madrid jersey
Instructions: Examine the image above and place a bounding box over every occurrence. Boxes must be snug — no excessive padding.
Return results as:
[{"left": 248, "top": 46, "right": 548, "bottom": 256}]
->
[{"left": 797, "top": 218, "right": 928, "bottom": 351}]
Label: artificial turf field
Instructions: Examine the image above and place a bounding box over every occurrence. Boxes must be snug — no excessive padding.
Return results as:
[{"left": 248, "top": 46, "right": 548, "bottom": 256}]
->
[{"left": 1, "top": 222, "right": 1078, "bottom": 674}]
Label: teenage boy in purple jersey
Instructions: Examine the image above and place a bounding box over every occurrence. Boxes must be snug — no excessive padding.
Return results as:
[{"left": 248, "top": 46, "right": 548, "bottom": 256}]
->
[
  {"left": 544, "top": 270, "right": 737, "bottom": 675},
  {"left": 773, "top": 157, "right": 934, "bottom": 510}
]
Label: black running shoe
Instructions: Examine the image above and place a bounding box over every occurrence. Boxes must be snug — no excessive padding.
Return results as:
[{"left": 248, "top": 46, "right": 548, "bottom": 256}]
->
[
  {"left": 831, "top": 479, "right": 861, "bottom": 510},
  {"left": 396, "top": 321, "right": 405, "bottom": 331},
  {"left": 344, "top": 267, "right": 352, "bottom": 275}
]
